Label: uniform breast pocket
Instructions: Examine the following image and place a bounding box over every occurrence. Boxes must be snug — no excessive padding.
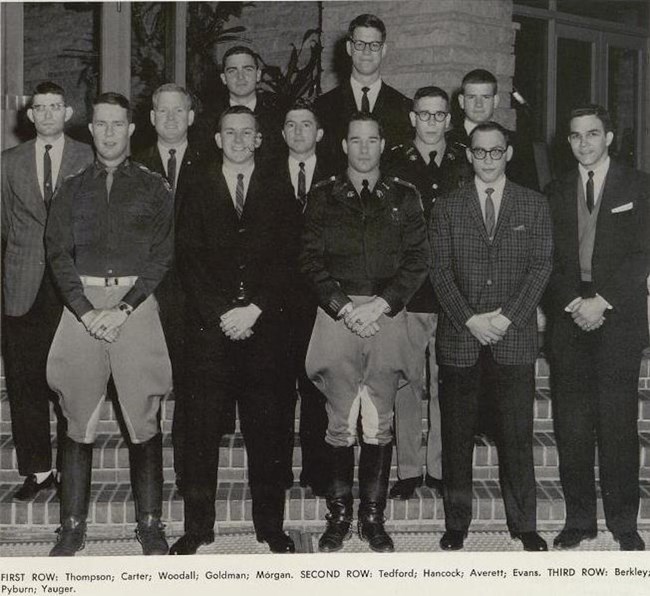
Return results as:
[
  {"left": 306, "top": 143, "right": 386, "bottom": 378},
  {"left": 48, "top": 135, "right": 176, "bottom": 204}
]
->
[
  {"left": 72, "top": 206, "right": 97, "bottom": 246},
  {"left": 121, "top": 204, "right": 153, "bottom": 243}
]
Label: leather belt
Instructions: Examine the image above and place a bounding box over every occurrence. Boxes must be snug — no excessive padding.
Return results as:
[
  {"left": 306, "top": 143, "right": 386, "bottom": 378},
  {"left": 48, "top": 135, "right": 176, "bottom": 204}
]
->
[{"left": 80, "top": 275, "right": 138, "bottom": 287}]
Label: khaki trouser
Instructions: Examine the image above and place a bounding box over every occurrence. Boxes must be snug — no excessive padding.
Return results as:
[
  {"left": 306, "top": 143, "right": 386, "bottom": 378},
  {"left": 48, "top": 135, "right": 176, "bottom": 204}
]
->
[{"left": 47, "top": 286, "right": 172, "bottom": 444}]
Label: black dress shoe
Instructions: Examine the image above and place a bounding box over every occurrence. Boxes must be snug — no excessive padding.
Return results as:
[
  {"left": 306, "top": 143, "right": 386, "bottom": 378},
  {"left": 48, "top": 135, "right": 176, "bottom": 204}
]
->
[
  {"left": 553, "top": 527, "right": 597, "bottom": 549},
  {"left": 49, "top": 520, "right": 87, "bottom": 556},
  {"left": 136, "top": 516, "right": 169, "bottom": 555},
  {"left": 424, "top": 475, "right": 443, "bottom": 497},
  {"left": 511, "top": 531, "right": 548, "bottom": 552},
  {"left": 440, "top": 530, "right": 466, "bottom": 551},
  {"left": 257, "top": 531, "right": 295, "bottom": 553},
  {"left": 388, "top": 476, "right": 423, "bottom": 500},
  {"left": 14, "top": 473, "right": 55, "bottom": 501},
  {"left": 615, "top": 531, "right": 645, "bottom": 551},
  {"left": 169, "top": 531, "right": 214, "bottom": 555}
]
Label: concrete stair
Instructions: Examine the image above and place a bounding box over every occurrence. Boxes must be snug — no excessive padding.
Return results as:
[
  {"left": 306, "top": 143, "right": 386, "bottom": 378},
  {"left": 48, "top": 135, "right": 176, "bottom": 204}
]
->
[{"left": 1, "top": 356, "right": 650, "bottom": 537}]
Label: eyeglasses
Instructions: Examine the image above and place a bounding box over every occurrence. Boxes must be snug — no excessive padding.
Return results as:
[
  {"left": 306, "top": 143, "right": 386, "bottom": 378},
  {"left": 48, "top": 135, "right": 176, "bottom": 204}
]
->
[
  {"left": 469, "top": 147, "right": 507, "bottom": 160},
  {"left": 414, "top": 110, "right": 448, "bottom": 123},
  {"left": 32, "top": 103, "right": 65, "bottom": 114},
  {"left": 349, "top": 39, "right": 384, "bottom": 52}
]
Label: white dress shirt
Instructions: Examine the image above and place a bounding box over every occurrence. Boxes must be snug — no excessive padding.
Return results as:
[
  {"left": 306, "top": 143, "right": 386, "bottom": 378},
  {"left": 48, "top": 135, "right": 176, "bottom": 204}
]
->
[
  {"left": 474, "top": 175, "right": 507, "bottom": 223},
  {"left": 288, "top": 154, "right": 317, "bottom": 198},
  {"left": 350, "top": 77, "right": 382, "bottom": 112},
  {"left": 157, "top": 140, "right": 188, "bottom": 190},
  {"left": 35, "top": 135, "right": 65, "bottom": 199},
  {"left": 222, "top": 162, "right": 255, "bottom": 210},
  {"left": 578, "top": 156, "right": 610, "bottom": 207}
]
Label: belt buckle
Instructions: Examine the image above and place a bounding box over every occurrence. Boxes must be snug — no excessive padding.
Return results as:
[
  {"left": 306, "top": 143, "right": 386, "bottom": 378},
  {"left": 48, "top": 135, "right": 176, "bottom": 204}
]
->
[{"left": 104, "top": 277, "right": 117, "bottom": 287}]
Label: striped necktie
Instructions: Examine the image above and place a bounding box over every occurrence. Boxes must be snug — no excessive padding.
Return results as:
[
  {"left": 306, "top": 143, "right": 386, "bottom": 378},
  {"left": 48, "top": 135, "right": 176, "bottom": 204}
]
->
[
  {"left": 235, "top": 173, "right": 245, "bottom": 218},
  {"left": 43, "top": 144, "right": 53, "bottom": 205},
  {"left": 485, "top": 187, "right": 496, "bottom": 239}
]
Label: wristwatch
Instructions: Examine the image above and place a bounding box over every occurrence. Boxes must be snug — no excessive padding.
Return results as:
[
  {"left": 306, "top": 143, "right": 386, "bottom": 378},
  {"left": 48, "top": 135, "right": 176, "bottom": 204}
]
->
[{"left": 118, "top": 301, "right": 134, "bottom": 316}]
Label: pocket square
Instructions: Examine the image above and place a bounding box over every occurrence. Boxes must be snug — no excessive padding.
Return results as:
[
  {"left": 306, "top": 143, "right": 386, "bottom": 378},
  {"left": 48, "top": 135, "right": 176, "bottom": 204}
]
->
[
  {"left": 512, "top": 224, "right": 526, "bottom": 231},
  {"left": 611, "top": 202, "right": 633, "bottom": 213}
]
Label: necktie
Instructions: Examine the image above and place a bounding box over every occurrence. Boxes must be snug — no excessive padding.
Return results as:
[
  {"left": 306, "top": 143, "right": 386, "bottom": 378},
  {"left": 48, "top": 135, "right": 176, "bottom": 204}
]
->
[
  {"left": 360, "top": 179, "right": 371, "bottom": 210},
  {"left": 586, "top": 170, "right": 594, "bottom": 213},
  {"left": 43, "top": 144, "right": 53, "bottom": 205},
  {"left": 428, "top": 150, "right": 438, "bottom": 173},
  {"left": 105, "top": 166, "right": 117, "bottom": 199},
  {"left": 361, "top": 87, "right": 370, "bottom": 113},
  {"left": 167, "top": 148, "right": 177, "bottom": 192},
  {"left": 235, "top": 173, "right": 245, "bottom": 218},
  {"left": 297, "top": 161, "right": 306, "bottom": 206},
  {"left": 485, "top": 187, "right": 496, "bottom": 239}
]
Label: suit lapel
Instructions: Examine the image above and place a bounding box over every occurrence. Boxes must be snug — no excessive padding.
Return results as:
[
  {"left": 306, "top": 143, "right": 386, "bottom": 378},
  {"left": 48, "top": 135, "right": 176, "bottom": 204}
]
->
[
  {"left": 215, "top": 168, "right": 240, "bottom": 223},
  {"left": 467, "top": 184, "right": 491, "bottom": 245},
  {"left": 342, "top": 82, "right": 357, "bottom": 114},
  {"left": 593, "top": 160, "right": 623, "bottom": 261},
  {"left": 491, "top": 180, "right": 515, "bottom": 248},
  {"left": 373, "top": 82, "right": 386, "bottom": 115},
  {"left": 175, "top": 145, "right": 199, "bottom": 218},
  {"left": 21, "top": 141, "right": 48, "bottom": 224}
]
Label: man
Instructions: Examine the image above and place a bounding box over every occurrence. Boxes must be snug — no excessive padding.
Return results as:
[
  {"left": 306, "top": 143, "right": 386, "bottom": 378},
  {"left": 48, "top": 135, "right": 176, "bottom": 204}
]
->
[
  {"left": 45, "top": 92, "right": 174, "bottom": 556},
  {"left": 545, "top": 105, "right": 650, "bottom": 551},
  {"left": 386, "top": 86, "right": 471, "bottom": 500},
  {"left": 449, "top": 68, "right": 537, "bottom": 189},
  {"left": 276, "top": 98, "right": 333, "bottom": 496},
  {"left": 172, "top": 106, "right": 298, "bottom": 555},
  {"left": 198, "top": 46, "right": 283, "bottom": 164},
  {"left": 301, "top": 112, "right": 429, "bottom": 553},
  {"left": 316, "top": 13, "right": 411, "bottom": 167},
  {"left": 1, "top": 81, "right": 93, "bottom": 501},
  {"left": 133, "top": 83, "right": 202, "bottom": 494},
  {"left": 431, "top": 121, "right": 552, "bottom": 552}
]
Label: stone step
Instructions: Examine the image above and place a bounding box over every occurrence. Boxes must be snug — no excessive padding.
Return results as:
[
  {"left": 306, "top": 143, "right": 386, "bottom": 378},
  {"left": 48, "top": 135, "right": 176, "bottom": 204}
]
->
[{"left": 2, "top": 478, "right": 650, "bottom": 531}]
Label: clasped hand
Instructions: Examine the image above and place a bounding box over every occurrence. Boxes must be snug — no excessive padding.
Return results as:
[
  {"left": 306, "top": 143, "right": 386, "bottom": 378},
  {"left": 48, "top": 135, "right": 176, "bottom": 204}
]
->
[
  {"left": 341, "top": 297, "right": 389, "bottom": 338},
  {"left": 81, "top": 308, "right": 129, "bottom": 343},
  {"left": 566, "top": 296, "right": 607, "bottom": 332},
  {"left": 465, "top": 308, "right": 511, "bottom": 346},
  {"left": 220, "top": 304, "right": 261, "bottom": 341}
]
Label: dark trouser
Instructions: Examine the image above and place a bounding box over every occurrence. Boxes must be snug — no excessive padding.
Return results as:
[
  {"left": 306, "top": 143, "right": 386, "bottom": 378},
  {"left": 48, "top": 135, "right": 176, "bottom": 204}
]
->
[
  {"left": 550, "top": 314, "right": 642, "bottom": 535},
  {"left": 156, "top": 271, "right": 187, "bottom": 482},
  {"left": 3, "top": 275, "right": 63, "bottom": 476},
  {"left": 182, "top": 320, "right": 287, "bottom": 535},
  {"left": 280, "top": 295, "right": 329, "bottom": 486},
  {"left": 440, "top": 348, "right": 537, "bottom": 534}
]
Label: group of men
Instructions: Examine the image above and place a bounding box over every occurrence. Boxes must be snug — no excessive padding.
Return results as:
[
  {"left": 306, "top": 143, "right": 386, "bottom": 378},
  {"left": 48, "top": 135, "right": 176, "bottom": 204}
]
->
[{"left": 2, "top": 13, "right": 649, "bottom": 557}]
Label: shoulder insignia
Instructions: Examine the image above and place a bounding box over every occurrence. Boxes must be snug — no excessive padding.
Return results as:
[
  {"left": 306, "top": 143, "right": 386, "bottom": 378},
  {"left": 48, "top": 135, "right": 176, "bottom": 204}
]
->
[
  {"left": 137, "top": 163, "right": 173, "bottom": 192},
  {"left": 391, "top": 176, "right": 424, "bottom": 211},
  {"left": 61, "top": 164, "right": 91, "bottom": 183},
  {"left": 389, "top": 144, "right": 405, "bottom": 153},
  {"left": 311, "top": 175, "right": 337, "bottom": 190}
]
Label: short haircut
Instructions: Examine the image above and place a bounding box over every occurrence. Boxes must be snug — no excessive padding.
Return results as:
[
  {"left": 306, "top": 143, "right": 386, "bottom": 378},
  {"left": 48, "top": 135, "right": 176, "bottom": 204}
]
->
[
  {"left": 569, "top": 103, "right": 613, "bottom": 133},
  {"left": 348, "top": 13, "right": 387, "bottom": 42},
  {"left": 468, "top": 121, "right": 510, "bottom": 146},
  {"left": 284, "top": 98, "right": 321, "bottom": 128},
  {"left": 218, "top": 105, "right": 258, "bottom": 132},
  {"left": 346, "top": 111, "right": 384, "bottom": 139},
  {"left": 221, "top": 45, "right": 260, "bottom": 72},
  {"left": 413, "top": 86, "right": 450, "bottom": 108},
  {"left": 31, "top": 81, "right": 66, "bottom": 104},
  {"left": 461, "top": 69, "right": 498, "bottom": 94},
  {"left": 92, "top": 92, "right": 132, "bottom": 122},
  {"left": 152, "top": 83, "right": 193, "bottom": 110}
]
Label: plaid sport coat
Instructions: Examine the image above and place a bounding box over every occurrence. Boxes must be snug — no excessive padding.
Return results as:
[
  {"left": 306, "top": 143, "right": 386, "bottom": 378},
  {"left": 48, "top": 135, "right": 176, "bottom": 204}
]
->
[
  {"left": 1, "top": 136, "right": 93, "bottom": 316},
  {"left": 431, "top": 179, "right": 553, "bottom": 367}
]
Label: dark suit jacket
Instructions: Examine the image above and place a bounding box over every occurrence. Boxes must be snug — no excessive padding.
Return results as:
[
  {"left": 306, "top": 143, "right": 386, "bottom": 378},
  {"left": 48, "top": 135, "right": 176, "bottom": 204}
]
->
[
  {"left": 1, "top": 136, "right": 93, "bottom": 316},
  {"left": 431, "top": 179, "right": 553, "bottom": 367},
  {"left": 316, "top": 80, "right": 412, "bottom": 167},
  {"left": 545, "top": 161, "right": 650, "bottom": 351}
]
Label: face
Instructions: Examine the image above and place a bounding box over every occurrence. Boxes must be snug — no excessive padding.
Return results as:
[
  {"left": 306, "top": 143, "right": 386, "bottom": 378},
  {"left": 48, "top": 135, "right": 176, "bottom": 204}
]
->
[
  {"left": 467, "top": 129, "right": 512, "bottom": 184},
  {"left": 346, "top": 26, "right": 386, "bottom": 78},
  {"left": 215, "top": 113, "right": 261, "bottom": 166},
  {"left": 220, "top": 53, "right": 261, "bottom": 100},
  {"left": 28, "top": 93, "right": 72, "bottom": 139},
  {"left": 282, "top": 109, "right": 323, "bottom": 158},
  {"left": 410, "top": 96, "right": 450, "bottom": 146},
  {"left": 89, "top": 103, "right": 134, "bottom": 166},
  {"left": 150, "top": 91, "right": 194, "bottom": 145},
  {"left": 343, "top": 119, "right": 385, "bottom": 175},
  {"left": 568, "top": 114, "right": 613, "bottom": 169},
  {"left": 459, "top": 83, "right": 499, "bottom": 125}
]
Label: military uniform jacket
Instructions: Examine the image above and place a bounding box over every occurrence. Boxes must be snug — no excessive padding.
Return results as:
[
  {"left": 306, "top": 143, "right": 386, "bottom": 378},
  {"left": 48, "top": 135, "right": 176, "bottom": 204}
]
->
[
  {"left": 300, "top": 174, "right": 430, "bottom": 319},
  {"left": 431, "top": 179, "right": 553, "bottom": 367}
]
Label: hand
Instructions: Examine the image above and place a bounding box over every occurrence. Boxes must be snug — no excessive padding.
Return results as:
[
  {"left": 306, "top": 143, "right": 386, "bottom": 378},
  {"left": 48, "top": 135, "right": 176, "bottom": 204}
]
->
[
  {"left": 220, "top": 304, "right": 262, "bottom": 339},
  {"left": 564, "top": 297, "right": 583, "bottom": 313},
  {"left": 571, "top": 296, "right": 608, "bottom": 331},
  {"left": 356, "top": 321, "right": 381, "bottom": 338},
  {"left": 344, "top": 297, "right": 389, "bottom": 336},
  {"left": 86, "top": 308, "right": 129, "bottom": 342},
  {"left": 465, "top": 308, "right": 507, "bottom": 346},
  {"left": 490, "top": 313, "right": 512, "bottom": 333}
]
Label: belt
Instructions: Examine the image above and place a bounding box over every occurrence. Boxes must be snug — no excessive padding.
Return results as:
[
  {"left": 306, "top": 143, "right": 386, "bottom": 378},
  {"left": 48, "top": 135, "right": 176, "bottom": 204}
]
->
[{"left": 80, "top": 275, "right": 138, "bottom": 287}]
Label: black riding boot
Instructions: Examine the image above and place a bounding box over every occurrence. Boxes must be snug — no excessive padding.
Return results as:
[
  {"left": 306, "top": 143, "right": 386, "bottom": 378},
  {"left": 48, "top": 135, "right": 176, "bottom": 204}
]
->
[
  {"left": 251, "top": 483, "right": 295, "bottom": 553},
  {"left": 49, "top": 438, "right": 93, "bottom": 556},
  {"left": 358, "top": 442, "right": 394, "bottom": 553},
  {"left": 318, "top": 445, "right": 354, "bottom": 552},
  {"left": 130, "top": 433, "right": 168, "bottom": 555}
]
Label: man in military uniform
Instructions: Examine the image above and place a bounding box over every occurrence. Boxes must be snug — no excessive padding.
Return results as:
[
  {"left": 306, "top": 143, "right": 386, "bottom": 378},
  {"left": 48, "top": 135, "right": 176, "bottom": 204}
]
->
[
  {"left": 45, "top": 92, "right": 174, "bottom": 556},
  {"left": 301, "top": 112, "right": 429, "bottom": 553},
  {"left": 386, "top": 86, "right": 471, "bottom": 501}
]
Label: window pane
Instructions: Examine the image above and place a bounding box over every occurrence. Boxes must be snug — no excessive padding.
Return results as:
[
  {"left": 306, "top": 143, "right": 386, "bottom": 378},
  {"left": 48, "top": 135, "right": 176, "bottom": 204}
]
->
[
  {"left": 556, "top": 1, "right": 649, "bottom": 28},
  {"left": 608, "top": 46, "right": 640, "bottom": 167}
]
